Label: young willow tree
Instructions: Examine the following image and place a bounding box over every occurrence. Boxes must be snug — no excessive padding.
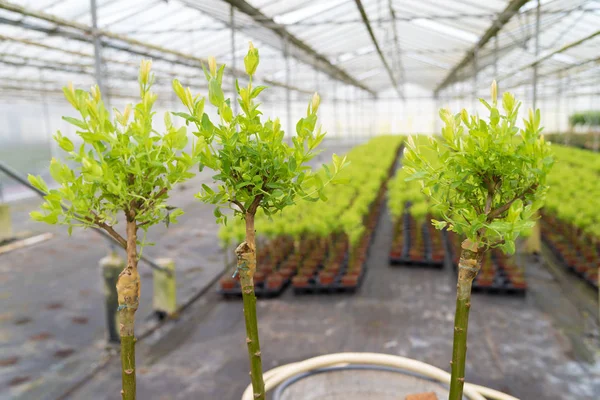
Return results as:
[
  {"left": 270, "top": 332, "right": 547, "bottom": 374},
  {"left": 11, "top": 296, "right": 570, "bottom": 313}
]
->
[
  {"left": 404, "top": 81, "right": 553, "bottom": 400},
  {"left": 172, "top": 43, "right": 346, "bottom": 400},
  {"left": 29, "top": 62, "right": 197, "bottom": 400}
]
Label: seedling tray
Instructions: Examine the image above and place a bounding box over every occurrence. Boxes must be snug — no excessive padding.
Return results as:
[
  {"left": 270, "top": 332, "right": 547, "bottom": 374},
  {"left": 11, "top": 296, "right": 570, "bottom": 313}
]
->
[
  {"left": 293, "top": 197, "right": 384, "bottom": 295},
  {"left": 472, "top": 273, "right": 526, "bottom": 296},
  {"left": 217, "top": 278, "right": 292, "bottom": 299},
  {"left": 389, "top": 212, "right": 444, "bottom": 268},
  {"left": 292, "top": 259, "right": 367, "bottom": 295},
  {"left": 541, "top": 233, "right": 599, "bottom": 289}
]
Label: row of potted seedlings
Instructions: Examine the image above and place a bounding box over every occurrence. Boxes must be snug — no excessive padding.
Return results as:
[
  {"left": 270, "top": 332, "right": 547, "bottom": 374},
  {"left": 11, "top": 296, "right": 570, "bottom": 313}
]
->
[
  {"left": 389, "top": 208, "right": 445, "bottom": 267},
  {"left": 292, "top": 180, "right": 388, "bottom": 294},
  {"left": 287, "top": 136, "right": 402, "bottom": 294},
  {"left": 388, "top": 137, "right": 447, "bottom": 269},
  {"left": 447, "top": 231, "right": 528, "bottom": 295},
  {"left": 541, "top": 212, "right": 599, "bottom": 288}
]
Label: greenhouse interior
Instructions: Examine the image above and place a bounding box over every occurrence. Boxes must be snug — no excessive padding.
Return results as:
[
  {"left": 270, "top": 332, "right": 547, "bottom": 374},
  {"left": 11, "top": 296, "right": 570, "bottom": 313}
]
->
[{"left": 0, "top": 0, "right": 599, "bottom": 399}]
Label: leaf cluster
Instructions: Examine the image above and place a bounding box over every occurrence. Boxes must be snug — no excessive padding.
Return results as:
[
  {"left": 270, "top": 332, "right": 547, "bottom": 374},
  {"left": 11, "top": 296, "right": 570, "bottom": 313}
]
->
[
  {"left": 29, "top": 61, "right": 198, "bottom": 242},
  {"left": 404, "top": 82, "right": 554, "bottom": 254},
  {"left": 171, "top": 43, "right": 344, "bottom": 224}
]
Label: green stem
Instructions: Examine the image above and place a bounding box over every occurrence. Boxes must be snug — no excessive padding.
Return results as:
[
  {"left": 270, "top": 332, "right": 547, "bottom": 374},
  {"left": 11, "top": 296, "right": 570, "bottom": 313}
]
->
[
  {"left": 449, "top": 242, "right": 480, "bottom": 400},
  {"left": 120, "top": 336, "right": 136, "bottom": 400},
  {"left": 116, "top": 220, "right": 140, "bottom": 400},
  {"left": 236, "top": 213, "right": 265, "bottom": 400}
]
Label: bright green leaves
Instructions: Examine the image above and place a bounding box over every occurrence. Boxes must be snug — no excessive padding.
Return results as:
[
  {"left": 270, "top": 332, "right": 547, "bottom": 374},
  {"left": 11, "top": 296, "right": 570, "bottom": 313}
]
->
[
  {"left": 62, "top": 116, "right": 88, "bottom": 130},
  {"left": 204, "top": 56, "right": 226, "bottom": 108},
  {"left": 172, "top": 79, "right": 194, "bottom": 110},
  {"left": 53, "top": 131, "right": 74, "bottom": 152},
  {"left": 431, "top": 219, "right": 447, "bottom": 230},
  {"left": 244, "top": 42, "right": 259, "bottom": 76},
  {"left": 49, "top": 158, "right": 73, "bottom": 184},
  {"left": 28, "top": 174, "right": 49, "bottom": 194},
  {"left": 404, "top": 82, "right": 554, "bottom": 254},
  {"left": 209, "top": 75, "right": 225, "bottom": 107},
  {"left": 31, "top": 60, "right": 197, "bottom": 240},
  {"left": 172, "top": 43, "right": 344, "bottom": 223}
]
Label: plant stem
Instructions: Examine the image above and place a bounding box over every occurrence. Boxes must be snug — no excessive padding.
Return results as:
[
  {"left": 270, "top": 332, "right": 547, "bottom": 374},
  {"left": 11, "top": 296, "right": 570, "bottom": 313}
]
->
[
  {"left": 448, "top": 240, "right": 480, "bottom": 400},
  {"left": 236, "top": 212, "right": 265, "bottom": 400},
  {"left": 116, "top": 220, "right": 140, "bottom": 400},
  {"left": 120, "top": 336, "right": 136, "bottom": 399}
]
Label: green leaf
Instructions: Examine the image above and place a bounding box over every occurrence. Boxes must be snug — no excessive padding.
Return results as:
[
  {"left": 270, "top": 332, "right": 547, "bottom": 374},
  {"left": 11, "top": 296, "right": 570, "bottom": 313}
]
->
[
  {"left": 251, "top": 86, "right": 267, "bottom": 98},
  {"left": 28, "top": 174, "right": 49, "bottom": 194},
  {"left": 171, "top": 112, "right": 195, "bottom": 123},
  {"left": 62, "top": 116, "right": 87, "bottom": 130}
]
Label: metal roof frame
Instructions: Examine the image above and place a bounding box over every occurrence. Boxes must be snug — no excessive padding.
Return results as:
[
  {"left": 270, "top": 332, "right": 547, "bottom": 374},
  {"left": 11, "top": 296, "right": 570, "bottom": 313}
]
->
[
  {"left": 434, "top": 0, "right": 532, "bottom": 94},
  {"left": 354, "top": 0, "right": 400, "bottom": 98},
  {"left": 190, "top": 0, "right": 375, "bottom": 96},
  {"left": 0, "top": 0, "right": 598, "bottom": 100},
  {"left": 0, "top": 0, "right": 313, "bottom": 95}
]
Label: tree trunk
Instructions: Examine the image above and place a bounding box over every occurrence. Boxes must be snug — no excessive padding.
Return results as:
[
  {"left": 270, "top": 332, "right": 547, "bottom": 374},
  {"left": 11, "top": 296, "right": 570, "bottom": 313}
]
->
[
  {"left": 448, "top": 240, "right": 480, "bottom": 400},
  {"left": 116, "top": 220, "right": 140, "bottom": 400},
  {"left": 236, "top": 212, "right": 265, "bottom": 400}
]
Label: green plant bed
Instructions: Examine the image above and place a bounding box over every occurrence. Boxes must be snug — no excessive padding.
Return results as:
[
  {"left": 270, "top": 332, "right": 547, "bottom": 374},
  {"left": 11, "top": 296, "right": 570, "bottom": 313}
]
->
[{"left": 545, "top": 132, "right": 598, "bottom": 151}]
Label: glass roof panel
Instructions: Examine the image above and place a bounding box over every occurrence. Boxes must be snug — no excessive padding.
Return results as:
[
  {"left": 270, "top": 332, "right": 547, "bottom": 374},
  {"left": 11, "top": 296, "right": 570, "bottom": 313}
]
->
[{"left": 0, "top": 0, "right": 597, "bottom": 101}]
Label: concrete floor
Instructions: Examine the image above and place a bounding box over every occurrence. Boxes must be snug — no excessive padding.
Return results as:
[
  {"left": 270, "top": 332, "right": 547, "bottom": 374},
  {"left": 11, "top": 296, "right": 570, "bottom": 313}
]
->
[{"left": 63, "top": 203, "right": 599, "bottom": 400}]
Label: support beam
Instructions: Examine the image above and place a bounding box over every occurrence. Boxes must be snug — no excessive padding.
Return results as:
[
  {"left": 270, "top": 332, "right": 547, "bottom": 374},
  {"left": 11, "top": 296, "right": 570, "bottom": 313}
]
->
[
  {"left": 0, "top": 54, "right": 210, "bottom": 92},
  {"left": 333, "top": 79, "right": 339, "bottom": 138},
  {"left": 388, "top": 0, "right": 405, "bottom": 100},
  {"left": 556, "top": 73, "right": 562, "bottom": 132},
  {"left": 193, "top": 0, "right": 375, "bottom": 95},
  {"left": 117, "top": 6, "right": 598, "bottom": 34},
  {"left": 285, "top": 37, "right": 292, "bottom": 138},
  {"left": 532, "top": 0, "right": 541, "bottom": 109},
  {"left": 435, "top": 0, "right": 532, "bottom": 94},
  {"left": 354, "top": 0, "right": 400, "bottom": 98},
  {"left": 500, "top": 56, "right": 600, "bottom": 92},
  {"left": 90, "top": 0, "right": 106, "bottom": 101},
  {"left": 230, "top": 4, "right": 238, "bottom": 115},
  {"left": 0, "top": 0, "right": 311, "bottom": 95},
  {"left": 497, "top": 29, "right": 600, "bottom": 83},
  {"left": 0, "top": 33, "right": 220, "bottom": 86},
  {"left": 472, "top": 48, "right": 478, "bottom": 110}
]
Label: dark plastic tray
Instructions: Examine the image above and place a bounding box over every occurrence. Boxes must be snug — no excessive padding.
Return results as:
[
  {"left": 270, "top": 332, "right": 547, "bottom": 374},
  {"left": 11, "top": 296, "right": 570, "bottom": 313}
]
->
[
  {"left": 217, "top": 276, "right": 292, "bottom": 299},
  {"left": 389, "top": 211, "right": 445, "bottom": 268}
]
